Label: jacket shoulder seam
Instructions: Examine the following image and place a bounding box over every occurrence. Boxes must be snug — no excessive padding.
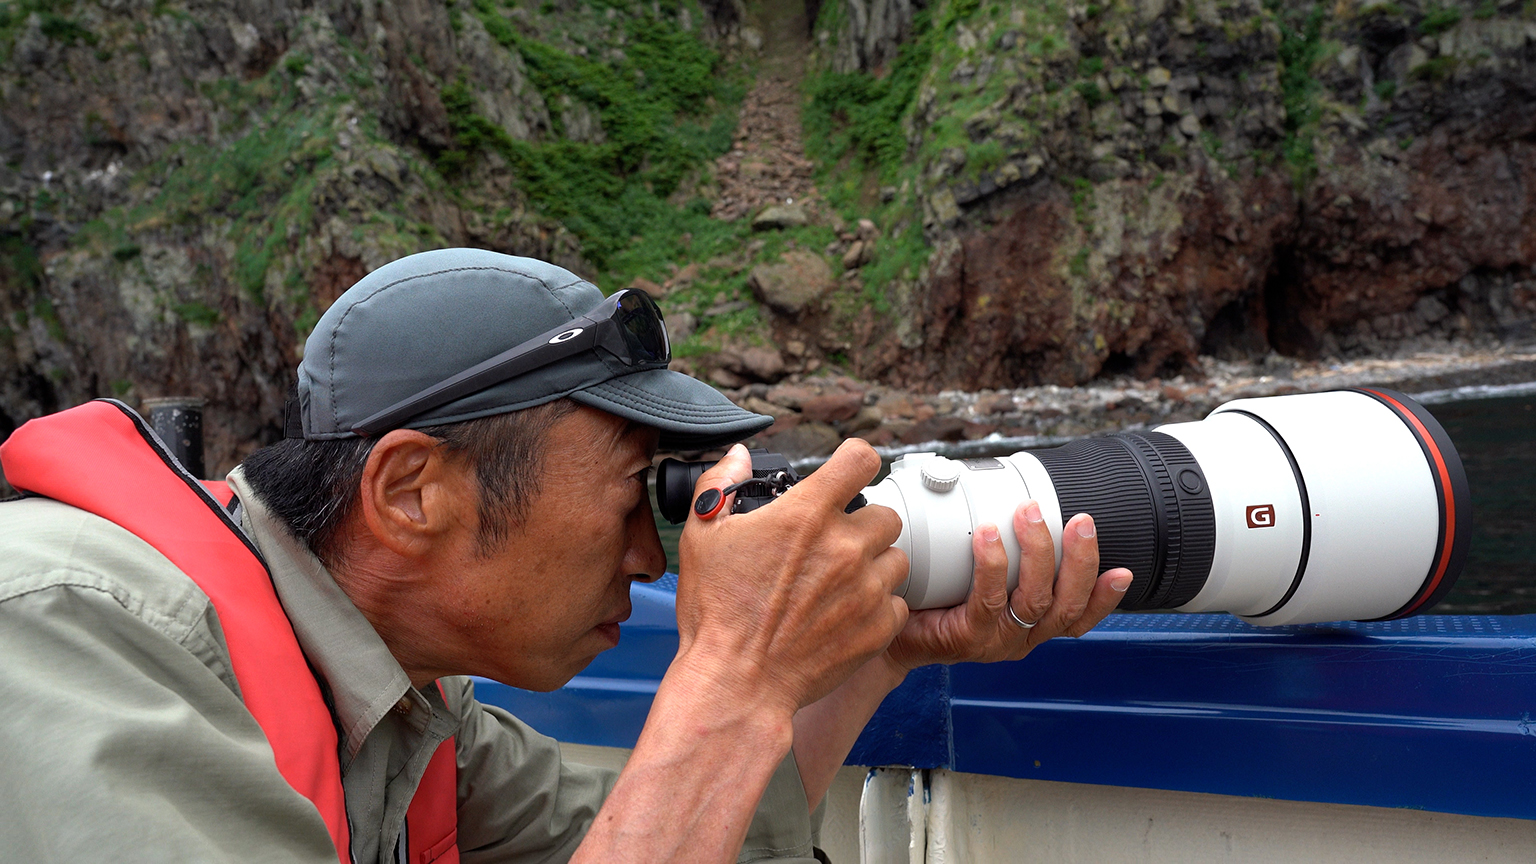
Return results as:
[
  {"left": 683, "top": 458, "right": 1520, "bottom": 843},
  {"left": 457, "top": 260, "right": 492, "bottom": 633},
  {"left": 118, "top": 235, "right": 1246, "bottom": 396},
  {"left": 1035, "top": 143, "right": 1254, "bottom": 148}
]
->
[{"left": 0, "top": 568, "right": 213, "bottom": 648}]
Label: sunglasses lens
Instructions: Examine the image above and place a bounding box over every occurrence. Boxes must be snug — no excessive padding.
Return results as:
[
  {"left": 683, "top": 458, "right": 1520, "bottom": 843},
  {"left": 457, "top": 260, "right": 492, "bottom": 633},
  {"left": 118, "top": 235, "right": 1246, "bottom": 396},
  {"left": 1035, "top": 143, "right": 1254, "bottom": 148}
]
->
[{"left": 615, "top": 292, "right": 669, "bottom": 363}]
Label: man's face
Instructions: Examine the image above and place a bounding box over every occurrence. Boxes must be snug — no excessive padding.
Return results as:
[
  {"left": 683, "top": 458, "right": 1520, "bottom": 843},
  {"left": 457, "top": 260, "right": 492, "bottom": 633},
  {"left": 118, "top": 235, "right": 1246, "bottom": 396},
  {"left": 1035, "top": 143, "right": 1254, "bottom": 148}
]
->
[{"left": 426, "top": 405, "right": 666, "bottom": 690}]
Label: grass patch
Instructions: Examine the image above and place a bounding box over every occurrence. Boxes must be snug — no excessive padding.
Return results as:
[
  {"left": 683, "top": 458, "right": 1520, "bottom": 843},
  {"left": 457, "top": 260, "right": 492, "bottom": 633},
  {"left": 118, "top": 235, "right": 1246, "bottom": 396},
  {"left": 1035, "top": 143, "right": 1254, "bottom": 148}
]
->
[
  {"left": 1267, "top": 0, "right": 1325, "bottom": 183},
  {"left": 1076, "top": 81, "right": 1108, "bottom": 108},
  {"left": 4, "top": 235, "right": 68, "bottom": 342},
  {"left": 1199, "top": 130, "right": 1223, "bottom": 160},
  {"left": 83, "top": 60, "right": 344, "bottom": 304},
  {"left": 1411, "top": 55, "right": 1458, "bottom": 80},
  {"left": 1417, "top": 2, "right": 1462, "bottom": 34},
  {"left": 458, "top": 0, "right": 744, "bottom": 280},
  {"left": 856, "top": 225, "right": 929, "bottom": 312},
  {"left": 1069, "top": 246, "right": 1090, "bottom": 276},
  {"left": 0, "top": 230, "right": 40, "bottom": 274},
  {"left": 802, "top": 4, "right": 945, "bottom": 303},
  {"left": 172, "top": 302, "right": 220, "bottom": 327},
  {"left": 32, "top": 294, "right": 64, "bottom": 341},
  {"left": 0, "top": 1, "right": 98, "bottom": 60},
  {"left": 803, "top": 8, "right": 935, "bottom": 188},
  {"left": 1069, "top": 177, "right": 1095, "bottom": 226},
  {"left": 151, "top": 109, "right": 332, "bottom": 298},
  {"left": 0, "top": 232, "right": 60, "bottom": 343},
  {"left": 938, "top": 0, "right": 982, "bottom": 31}
]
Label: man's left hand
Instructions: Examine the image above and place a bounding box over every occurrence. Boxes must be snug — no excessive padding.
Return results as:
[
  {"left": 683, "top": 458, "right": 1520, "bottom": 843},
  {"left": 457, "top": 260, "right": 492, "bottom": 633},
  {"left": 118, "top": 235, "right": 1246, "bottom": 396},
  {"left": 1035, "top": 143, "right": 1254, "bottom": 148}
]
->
[{"left": 883, "top": 501, "right": 1132, "bottom": 672}]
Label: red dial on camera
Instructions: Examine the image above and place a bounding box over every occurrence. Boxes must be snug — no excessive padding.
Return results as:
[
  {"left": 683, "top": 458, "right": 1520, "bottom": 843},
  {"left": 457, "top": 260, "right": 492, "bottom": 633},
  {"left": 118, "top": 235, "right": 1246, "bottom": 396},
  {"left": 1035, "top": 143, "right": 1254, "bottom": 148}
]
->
[{"left": 693, "top": 487, "right": 728, "bottom": 520}]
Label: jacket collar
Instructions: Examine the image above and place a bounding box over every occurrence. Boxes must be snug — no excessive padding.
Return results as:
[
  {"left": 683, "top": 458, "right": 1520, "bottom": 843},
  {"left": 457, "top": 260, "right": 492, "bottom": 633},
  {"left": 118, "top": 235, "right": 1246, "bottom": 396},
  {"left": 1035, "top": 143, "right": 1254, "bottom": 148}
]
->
[{"left": 226, "top": 466, "right": 416, "bottom": 760}]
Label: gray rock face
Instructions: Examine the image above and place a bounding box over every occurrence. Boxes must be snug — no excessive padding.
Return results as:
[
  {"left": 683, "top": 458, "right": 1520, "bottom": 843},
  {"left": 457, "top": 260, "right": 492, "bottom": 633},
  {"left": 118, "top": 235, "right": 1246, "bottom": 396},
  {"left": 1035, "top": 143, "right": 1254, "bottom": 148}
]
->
[
  {"left": 736, "top": 346, "right": 787, "bottom": 382},
  {"left": 751, "top": 203, "right": 809, "bottom": 230},
  {"left": 748, "top": 250, "right": 834, "bottom": 316},
  {"left": 810, "top": 0, "right": 1536, "bottom": 390},
  {"left": 831, "top": 0, "right": 921, "bottom": 74},
  {"left": 558, "top": 95, "right": 604, "bottom": 144},
  {"left": 0, "top": 0, "right": 656, "bottom": 476},
  {"left": 758, "top": 416, "right": 842, "bottom": 459}
]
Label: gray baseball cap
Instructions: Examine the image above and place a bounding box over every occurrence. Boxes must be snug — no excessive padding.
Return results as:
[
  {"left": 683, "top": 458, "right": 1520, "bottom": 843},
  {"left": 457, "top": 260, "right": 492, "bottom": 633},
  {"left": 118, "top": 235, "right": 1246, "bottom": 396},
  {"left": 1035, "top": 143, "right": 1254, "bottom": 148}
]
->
[{"left": 292, "top": 248, "right": 771, "bottom": 450}]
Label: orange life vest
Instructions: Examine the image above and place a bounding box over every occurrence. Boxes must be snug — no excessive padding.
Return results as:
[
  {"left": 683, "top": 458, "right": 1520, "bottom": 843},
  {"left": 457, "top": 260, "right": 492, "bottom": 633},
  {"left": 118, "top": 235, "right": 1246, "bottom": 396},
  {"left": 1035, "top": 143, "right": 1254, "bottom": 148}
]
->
[{"left": 1, "top": 399, "right": 459, "bottom": 864}]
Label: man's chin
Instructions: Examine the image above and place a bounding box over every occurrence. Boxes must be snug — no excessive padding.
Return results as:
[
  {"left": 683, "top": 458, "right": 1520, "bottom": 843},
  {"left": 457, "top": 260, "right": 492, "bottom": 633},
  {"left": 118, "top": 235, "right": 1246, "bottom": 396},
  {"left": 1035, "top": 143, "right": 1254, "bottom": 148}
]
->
[{"left": 480, "top": 633, "right": 613, "bottom": 692}]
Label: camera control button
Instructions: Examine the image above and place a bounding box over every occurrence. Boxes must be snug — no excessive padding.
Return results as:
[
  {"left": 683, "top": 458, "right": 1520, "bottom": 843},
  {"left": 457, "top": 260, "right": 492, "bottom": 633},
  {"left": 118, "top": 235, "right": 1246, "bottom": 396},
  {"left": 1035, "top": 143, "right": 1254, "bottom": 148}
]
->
[
  {"left": 920, "top": 458, "right": 961, "bottom": 493},
  {"left": 1178, "top": 469, "right": 1204, "bottom": 495}
]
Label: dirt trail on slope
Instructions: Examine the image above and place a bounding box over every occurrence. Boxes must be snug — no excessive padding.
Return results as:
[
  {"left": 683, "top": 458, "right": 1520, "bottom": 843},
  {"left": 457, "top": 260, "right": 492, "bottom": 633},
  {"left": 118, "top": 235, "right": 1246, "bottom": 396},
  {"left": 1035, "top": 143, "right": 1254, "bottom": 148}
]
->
[{"left": 710, "top": 1, "right": 819, "bottom": 222}]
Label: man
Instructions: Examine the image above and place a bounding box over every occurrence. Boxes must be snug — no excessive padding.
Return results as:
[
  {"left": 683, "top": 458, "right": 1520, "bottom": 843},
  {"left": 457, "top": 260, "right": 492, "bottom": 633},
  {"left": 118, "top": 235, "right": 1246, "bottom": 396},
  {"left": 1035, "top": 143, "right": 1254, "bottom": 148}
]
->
[{"left": 0, "top": 249, "right": 1132, "bottom": 862}]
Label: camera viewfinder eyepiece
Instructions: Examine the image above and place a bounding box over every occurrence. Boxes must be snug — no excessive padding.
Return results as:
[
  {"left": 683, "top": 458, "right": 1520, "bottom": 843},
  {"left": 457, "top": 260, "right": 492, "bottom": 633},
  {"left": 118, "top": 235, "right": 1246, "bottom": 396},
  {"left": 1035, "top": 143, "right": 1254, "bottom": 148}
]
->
[{"left": 655, "top": 450, "right": 800, "bottom": 524}]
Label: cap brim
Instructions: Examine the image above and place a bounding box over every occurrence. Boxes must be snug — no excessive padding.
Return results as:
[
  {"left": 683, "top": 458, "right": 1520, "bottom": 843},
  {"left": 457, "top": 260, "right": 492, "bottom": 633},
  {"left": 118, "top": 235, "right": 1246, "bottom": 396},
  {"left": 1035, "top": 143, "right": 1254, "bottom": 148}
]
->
[{"left": 569, "top": 369, "right": 773, "bottom": 451}]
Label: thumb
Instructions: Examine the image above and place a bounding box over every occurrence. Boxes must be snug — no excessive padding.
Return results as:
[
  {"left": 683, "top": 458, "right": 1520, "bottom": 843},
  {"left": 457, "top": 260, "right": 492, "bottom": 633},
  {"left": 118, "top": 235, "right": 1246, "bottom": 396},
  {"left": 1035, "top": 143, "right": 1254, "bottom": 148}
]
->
[
  {"left": 695, "top": 443, "right": 752, "bottom": 491},
  {"left": 687, "top": 444, "right": 753, "bottom": 524}
]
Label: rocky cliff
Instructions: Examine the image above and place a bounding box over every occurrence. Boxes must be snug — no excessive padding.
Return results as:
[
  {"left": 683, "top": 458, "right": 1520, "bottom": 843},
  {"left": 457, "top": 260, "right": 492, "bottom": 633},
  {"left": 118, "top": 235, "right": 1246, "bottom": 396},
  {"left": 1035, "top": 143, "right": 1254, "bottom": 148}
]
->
[
  {"left": 0, "top": 0, "right": 737, "bottom": 472},
  {"left": 788, "top": 0, "right": 1536, "bottom": 391},
  {"left": 1, "top": 0, "right": 1533, "bottom": 472}
]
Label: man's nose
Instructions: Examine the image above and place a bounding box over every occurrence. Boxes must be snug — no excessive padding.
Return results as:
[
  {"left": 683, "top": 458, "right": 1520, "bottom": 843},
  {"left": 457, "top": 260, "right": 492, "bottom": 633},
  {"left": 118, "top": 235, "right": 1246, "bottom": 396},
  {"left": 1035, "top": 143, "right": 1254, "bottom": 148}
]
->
[{"left": 623, "top": 497, "right": 668, "bottom": 583}]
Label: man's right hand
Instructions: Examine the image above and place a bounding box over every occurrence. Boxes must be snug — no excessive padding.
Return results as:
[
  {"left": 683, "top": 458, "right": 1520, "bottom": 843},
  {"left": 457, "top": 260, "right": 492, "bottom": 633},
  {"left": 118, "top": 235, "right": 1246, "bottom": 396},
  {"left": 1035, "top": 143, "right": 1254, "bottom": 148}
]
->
[
  {"left": 672, "top": 439, "right": 910, "bottom": 718},
  {"left": 575, "top": 439, "right": 909, "bottom": 863}
]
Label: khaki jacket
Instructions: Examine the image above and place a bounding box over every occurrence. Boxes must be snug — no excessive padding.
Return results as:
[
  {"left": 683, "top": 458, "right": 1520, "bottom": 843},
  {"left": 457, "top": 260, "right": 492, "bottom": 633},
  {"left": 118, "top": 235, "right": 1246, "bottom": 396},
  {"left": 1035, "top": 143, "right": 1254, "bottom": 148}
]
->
[{"left": 0, "top": 467, "right": 820, "bottom": 863}]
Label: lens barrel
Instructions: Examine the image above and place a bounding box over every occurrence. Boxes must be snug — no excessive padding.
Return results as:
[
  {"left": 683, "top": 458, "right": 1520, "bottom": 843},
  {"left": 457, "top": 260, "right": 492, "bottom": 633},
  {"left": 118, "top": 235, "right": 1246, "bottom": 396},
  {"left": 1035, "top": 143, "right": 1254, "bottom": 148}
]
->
[
  {"left": 1350, "top": 388, "right": 1472, "bottom": 619},
  {"left": 859, "top": 388, "right": 1470, "bottom": 625}
]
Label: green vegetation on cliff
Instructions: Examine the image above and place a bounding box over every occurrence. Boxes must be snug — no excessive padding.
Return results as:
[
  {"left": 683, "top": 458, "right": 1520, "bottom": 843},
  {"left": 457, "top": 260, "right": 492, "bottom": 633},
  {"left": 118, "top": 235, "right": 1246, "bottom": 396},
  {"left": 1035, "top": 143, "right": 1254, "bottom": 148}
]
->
[
  {"left": 457, "top": 0, "right": 744, "bottom": 281},
  {"left": 802, "top": 3, "right": 950, "bottom": 305},
  {"left": 0, "top": 234, "right": 45, "bottom": 346},
  {"left": 3, "top": 0, "right": 1533, "bottom": 456},
  {"left": 803, "top": 7, "right": 933, "bottom": 186},
  {"left": 1269, "top": 0, "right": 1325, "bottom": 179},
  {"left": 0, "top": 0, "right": 98, "bottom": 61},
  {"left": 73, "top": 65, "right": 349, "bottom": 324}
]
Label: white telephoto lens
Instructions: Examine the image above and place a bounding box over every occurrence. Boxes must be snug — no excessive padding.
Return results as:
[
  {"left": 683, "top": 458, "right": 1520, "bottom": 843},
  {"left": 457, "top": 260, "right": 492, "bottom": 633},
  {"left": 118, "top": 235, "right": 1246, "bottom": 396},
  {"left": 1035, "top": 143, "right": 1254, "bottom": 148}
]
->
[{"left": 861, "top": 389, "right": 1470, "bottom": 625}]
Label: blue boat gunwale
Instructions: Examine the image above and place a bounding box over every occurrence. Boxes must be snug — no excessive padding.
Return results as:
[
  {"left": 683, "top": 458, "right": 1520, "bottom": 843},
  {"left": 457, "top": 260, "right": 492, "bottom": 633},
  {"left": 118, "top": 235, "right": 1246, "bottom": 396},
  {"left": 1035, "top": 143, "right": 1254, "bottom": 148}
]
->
[{"left": 473, "top": 581, "right": 1536, "bottom": 822}]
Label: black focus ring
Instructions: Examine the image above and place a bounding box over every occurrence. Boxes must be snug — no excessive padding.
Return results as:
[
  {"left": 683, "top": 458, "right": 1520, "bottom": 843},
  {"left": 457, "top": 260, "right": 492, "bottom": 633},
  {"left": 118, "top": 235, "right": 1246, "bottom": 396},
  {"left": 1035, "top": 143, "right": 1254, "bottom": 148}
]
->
[
  {"left": 1033, "top": 431, "right": 1216, "bottom": 610},
  {"left": 1118, "top": 433, "right": 1183, "bottom": 609},
  {"left": 1139, "top": 432, "right": 1217, "bottom": 608},
  {"left": 1034, "top": 438, "right": 1161, "bottom": 607}
]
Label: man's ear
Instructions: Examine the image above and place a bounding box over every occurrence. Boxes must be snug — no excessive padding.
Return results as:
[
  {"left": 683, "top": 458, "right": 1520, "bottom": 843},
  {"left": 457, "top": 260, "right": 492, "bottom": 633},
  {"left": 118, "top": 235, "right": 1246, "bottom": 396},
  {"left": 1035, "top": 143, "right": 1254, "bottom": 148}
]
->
[{"left": 356, "top": 429, "right": 473, "bottom": 558}]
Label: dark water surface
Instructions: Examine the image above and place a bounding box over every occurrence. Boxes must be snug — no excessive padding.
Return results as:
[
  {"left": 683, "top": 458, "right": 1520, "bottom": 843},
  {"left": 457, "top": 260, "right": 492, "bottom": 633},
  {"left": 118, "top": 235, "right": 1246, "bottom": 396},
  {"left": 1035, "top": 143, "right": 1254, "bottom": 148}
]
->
[
  {"left": 1429, "top": 391, "right": 1536, "bottom": 614},
  {"left": 653, "top": 389, "right": 1536, "bottom": 615}
]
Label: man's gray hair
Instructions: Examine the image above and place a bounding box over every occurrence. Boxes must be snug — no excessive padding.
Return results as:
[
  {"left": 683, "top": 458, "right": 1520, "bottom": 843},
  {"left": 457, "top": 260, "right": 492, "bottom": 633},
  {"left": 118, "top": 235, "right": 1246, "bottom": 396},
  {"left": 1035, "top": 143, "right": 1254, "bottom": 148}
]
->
[{"left": 243, "top": 400, "right": 577, "bottom": 567}]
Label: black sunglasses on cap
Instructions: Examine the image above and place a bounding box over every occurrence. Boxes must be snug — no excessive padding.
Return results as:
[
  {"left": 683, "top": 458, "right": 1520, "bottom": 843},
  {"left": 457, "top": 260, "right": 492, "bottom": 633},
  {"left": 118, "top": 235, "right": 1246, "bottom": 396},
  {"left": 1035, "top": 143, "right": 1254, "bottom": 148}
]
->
[{"left": 349, "top": 289, "right": 670, "bottom": 437}]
